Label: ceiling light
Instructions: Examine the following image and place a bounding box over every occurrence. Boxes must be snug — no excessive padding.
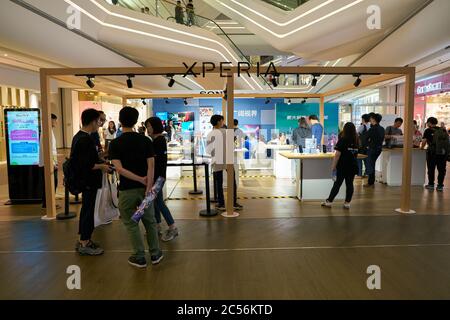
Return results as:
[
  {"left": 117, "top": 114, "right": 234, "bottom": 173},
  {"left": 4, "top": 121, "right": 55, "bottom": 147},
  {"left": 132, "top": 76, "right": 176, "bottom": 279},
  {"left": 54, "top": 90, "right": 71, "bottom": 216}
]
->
[
  {"left": 353, "top": 75, "right": 362, "bottom": 87},
  {"left": 271, "top": 75, "right": 278, "bottom": 88},
  {"left": 311, "top": 74, "right": 319, "bottom": 87},
  {"left": 86, "top": 76, "right": 95, "bottom": 88},
  {"left": 141, "top": 98, "right": 147, "bottom": 106},
  {"left": 126, "top": 75, "right": 134, "bottom": 89},
  {"left": 168, "top": 74, "right": 175, "bottom": 88}
]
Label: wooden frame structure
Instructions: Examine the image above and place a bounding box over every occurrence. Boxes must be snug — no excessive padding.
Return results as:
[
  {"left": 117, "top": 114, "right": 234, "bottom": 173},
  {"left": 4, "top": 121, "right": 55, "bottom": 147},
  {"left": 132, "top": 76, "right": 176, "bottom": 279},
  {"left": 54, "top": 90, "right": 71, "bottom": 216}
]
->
[{"left": 40, "top": 66, "right": 415, "bottom": 219}]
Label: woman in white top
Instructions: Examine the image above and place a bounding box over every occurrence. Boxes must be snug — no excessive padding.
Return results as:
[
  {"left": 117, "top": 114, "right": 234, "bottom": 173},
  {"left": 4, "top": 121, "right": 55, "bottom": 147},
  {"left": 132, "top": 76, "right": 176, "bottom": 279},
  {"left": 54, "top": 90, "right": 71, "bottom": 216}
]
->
[{"left": 104, "top": 121, "right": 116, "bottom": 151}]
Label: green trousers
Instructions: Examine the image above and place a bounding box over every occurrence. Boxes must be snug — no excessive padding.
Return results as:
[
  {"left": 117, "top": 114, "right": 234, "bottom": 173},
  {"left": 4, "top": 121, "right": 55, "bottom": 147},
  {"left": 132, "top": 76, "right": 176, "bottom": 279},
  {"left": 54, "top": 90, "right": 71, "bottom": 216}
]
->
[{"left": 119, "top": 188, "right": 160, "bottom": 259}]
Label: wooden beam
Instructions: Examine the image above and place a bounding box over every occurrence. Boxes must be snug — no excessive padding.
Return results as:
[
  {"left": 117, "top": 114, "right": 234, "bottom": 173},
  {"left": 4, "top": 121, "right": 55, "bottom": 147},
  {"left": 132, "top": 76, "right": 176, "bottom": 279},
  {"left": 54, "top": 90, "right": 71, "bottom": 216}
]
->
[
  {"left": 40, "top": 70, "right": 56, "bottom": 220},
  {"left": 122, "top": 97, "right": 127, "bottom": 105},
  {"left": 222, "top": 97, "right": 227, "bottom": 123},
  {"left": 42, "top": 66, "right": 415, "bottom": 77},
  {"left": 224, "top": 74, "right": 238, "bottom": 218},
  {"left": 123, "top": 93, "right": 322, "bottom": 100},
  {"left": 398, "top": 71, "right": 416, "bottom": 214},
  {"left": 322, "top": 74, "right": 403, "bottom": 98}
]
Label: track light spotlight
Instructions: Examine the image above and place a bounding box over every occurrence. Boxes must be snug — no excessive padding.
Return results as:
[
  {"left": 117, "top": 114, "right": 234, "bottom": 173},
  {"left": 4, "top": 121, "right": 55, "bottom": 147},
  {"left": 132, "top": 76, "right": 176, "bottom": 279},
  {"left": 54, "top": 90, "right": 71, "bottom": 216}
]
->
[
  {"left": 141, "top": 98, "right": 147, "bottom": 106},
  {"left": 265, "top": 98, "right": 271, "bottom": 105},
  {"left": 353, "top": 74, "right": 362, "bottom": 87},
  {"left": 311, "top": 74, "right": 319, "bottom": 87},
  {"left": 86, "top": 76, "right": 95, "bottom": 88},
  {"left": 165, "top": 98, "right": 170, "bottom": 104},
  {"left": 184, "top": 98, "right": 188, "bottom": 106},
  {"left": 287, "top": 99, "right": 291, "bottom": 105},
  {"left": 126, "top": 75, "right": 134, "bottom": 89},
  {"left": 167, "top": 74, "right": 175, "bottom": 88},
  {"left": 301, "top": 98, "right": 307, "bottom": 104},
  {"left": 271, "top": 75, "right": 278, "bottom": 88}
]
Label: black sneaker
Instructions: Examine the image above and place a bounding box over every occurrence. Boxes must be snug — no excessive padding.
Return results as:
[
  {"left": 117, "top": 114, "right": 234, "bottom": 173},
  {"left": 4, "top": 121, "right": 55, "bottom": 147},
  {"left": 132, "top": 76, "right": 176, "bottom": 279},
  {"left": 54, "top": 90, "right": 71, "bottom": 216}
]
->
[
  {"left": 437, "top": 185, "right": 444, "bottom": 192},
  {"left": 215, "top": 205, "right": 226, "bottom": 211},
  {"left": 234, "top": 203, "right": 243, "bottom": 211},
  {"left": 151, "top": 250, "right": 164, "bottom": 265},
  {"left": 77, "top": 242, "right": 104, "bottom": 256},
  {"left": 128, "top": 256, "right": 147, "bottom": 268},
  {"left": 425, "top": 184, "right": 435, "bottom": 190}
]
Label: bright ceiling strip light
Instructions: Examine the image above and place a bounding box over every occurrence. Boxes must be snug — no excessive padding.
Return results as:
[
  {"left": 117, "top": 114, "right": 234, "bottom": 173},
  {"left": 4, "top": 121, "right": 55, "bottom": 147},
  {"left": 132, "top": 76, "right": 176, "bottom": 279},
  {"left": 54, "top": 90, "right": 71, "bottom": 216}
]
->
[
  {"left": 230, "top": 0, "right": 335, "bottom": 27},
  {"left": 87, "top": 0, "right": 262, "bottom": 90},
  {"left": 217, "top": 0, "right": 365, "bottom": 38}
]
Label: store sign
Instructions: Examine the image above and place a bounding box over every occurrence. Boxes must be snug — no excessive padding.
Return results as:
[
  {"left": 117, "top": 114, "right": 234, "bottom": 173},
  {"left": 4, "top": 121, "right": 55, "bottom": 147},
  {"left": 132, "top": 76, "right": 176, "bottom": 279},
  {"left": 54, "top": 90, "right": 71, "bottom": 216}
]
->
[
  {"left": 182, "top": 62, "right": 278, "bottom": 78},
  {"left": 200, "top": 90, "right": 224, "bottom": 95},
  {"left": 416, "top": 82, "right": 443, "bottom": 95},
  {"left": 235, "top": 110, "right": 257, "bottom": 118}
]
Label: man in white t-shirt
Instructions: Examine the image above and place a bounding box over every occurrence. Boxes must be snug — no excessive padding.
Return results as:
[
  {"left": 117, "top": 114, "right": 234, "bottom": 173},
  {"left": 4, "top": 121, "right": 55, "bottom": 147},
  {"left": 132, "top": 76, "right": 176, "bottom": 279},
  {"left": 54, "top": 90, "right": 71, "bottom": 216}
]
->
[{"left": 39, "top": 113, "right": 59, "bottom": 209}]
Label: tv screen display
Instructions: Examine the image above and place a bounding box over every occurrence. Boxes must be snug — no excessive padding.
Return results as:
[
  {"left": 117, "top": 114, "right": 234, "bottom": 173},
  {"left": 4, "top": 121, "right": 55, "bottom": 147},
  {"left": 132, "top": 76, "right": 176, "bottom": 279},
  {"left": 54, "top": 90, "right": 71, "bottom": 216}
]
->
[{"left": 5, "top": 109, "right": 40, "bottom": 166}]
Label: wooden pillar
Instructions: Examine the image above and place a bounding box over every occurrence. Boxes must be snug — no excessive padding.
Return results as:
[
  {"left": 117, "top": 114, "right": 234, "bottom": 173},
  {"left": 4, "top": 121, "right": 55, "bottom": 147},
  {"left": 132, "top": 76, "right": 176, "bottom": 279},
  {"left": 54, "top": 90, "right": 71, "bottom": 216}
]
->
[
  {"left": 397, "top": 71, "right": 416, "bottom": 214},
  {"left": 319, "top": 96, "right": 325, "bottom": 145},
  {"left": 222, "top": 97, "right": 227, "bottom": 122},
  {"left": 223, "top": 74, "right": 239, "bottom": 218},
  {"left": 122, "top": 97, "right": 127, "bottom": 105},
  {"left": 40, "top": 71, "right": 57, "bottom": 220}
]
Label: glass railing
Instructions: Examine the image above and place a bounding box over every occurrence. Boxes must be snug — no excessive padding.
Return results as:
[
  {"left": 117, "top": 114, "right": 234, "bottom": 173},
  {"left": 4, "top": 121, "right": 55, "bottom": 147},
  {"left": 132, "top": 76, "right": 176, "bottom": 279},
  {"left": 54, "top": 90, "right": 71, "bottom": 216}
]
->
[
  {"left": 112, "top": 0, "right": 271, "bottom": 88},
  {"left": 261, "top": 0, "right": 309, "bottom": 11}
]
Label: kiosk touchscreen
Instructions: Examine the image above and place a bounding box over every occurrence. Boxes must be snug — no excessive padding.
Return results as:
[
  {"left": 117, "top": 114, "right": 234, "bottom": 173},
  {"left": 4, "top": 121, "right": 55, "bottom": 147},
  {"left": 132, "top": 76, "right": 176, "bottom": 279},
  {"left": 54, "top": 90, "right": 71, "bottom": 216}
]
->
[{"left": 4, "top": 108, "right": 42, "bottom": 203}]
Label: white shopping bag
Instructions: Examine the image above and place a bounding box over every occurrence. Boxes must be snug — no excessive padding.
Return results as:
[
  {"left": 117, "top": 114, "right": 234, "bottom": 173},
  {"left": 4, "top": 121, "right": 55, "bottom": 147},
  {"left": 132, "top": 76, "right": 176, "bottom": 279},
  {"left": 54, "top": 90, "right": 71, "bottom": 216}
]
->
[{"left": 94, "top": 173, "right": 120, "bottom": 227}]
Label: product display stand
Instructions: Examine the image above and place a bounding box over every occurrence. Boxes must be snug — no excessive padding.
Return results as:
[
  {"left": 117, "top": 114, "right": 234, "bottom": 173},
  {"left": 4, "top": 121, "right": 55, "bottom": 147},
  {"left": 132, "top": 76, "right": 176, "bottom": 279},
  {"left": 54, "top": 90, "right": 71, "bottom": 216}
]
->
[{"left": 57, "top": 184, "right": 77, "bottom": 220}]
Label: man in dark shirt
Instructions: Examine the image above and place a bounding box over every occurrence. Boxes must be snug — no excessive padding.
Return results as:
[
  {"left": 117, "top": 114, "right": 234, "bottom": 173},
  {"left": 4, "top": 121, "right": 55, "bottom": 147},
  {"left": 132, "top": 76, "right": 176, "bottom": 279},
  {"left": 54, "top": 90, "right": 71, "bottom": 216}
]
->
[
  {"left": 421, "top": 117, "right": 448, "bottom": 191},
  {"left": 109, "top": 107, "right": 163, "bottom": 268},
  {"left": 71, "top": 109, "right": 110, "bottom": 256},
  {"left": 365, "top": 113, "right": 385, "bottom": 186}
]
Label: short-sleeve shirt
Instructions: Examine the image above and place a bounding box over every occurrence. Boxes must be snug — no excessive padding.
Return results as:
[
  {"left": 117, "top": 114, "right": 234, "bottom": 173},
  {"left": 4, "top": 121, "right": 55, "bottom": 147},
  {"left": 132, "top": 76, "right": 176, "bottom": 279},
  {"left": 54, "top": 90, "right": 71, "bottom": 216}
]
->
[
  {"left": 70, "top": 131, "right": 102, "bottom": 189},
  {"left": 423, "top": 127, "right": 437, "bottom": 147},
  {"left": 109, "top": 132, "right": 155, "bottom": 191},
  {"left": 335, "top": 137, "right": 359, "bottom": 175},
  {"left": 152, "top": 135, "right": 168, "bottom": 181}
]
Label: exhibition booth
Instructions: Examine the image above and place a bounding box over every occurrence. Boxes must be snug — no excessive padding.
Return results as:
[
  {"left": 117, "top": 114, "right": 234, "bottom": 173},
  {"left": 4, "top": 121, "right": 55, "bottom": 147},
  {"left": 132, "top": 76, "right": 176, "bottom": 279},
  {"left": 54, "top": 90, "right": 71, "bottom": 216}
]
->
[{"left": 36, "top": 65, "right": 416, "bottom": 219}]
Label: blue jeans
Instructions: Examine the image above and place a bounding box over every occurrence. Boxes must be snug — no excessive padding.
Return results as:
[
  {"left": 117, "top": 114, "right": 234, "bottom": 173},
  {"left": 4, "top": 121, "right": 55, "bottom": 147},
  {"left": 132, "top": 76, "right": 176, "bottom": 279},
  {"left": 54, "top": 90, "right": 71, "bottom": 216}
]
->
[
  {"left": 366, "top": 147, "right": 382, "bottom": 185},
  {"left": 154, "top": 190, "right": 175, "bottom": 226}
]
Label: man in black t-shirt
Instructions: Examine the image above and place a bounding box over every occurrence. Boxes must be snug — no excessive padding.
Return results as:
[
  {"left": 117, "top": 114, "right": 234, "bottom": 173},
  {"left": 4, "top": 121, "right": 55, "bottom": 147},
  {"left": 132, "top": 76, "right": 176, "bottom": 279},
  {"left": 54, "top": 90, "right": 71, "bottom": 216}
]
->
[
  {"left": 421, "top": 117, "right": 448, "bottom": 191},
  {"left": 109, "top": 107, "right": 163, "bottom": 268},
  {"left": 72, "top": 109, "right": 111, "bottom": 256}
]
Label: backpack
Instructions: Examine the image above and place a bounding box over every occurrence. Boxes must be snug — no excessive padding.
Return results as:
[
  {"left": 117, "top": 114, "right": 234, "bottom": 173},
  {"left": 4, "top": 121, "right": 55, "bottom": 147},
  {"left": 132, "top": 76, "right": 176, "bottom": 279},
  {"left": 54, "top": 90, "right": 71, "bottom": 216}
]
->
[
  {"left": 429, "top": 127, "right": 450, "bottom": 156},
  {"left": 63, "top": 157, "right": 85, "bottom": 195}
]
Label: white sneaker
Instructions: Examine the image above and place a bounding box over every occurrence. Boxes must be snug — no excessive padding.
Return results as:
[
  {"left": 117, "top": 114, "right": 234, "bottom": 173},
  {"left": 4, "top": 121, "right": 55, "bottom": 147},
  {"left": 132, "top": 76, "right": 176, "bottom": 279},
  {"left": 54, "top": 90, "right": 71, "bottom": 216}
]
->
[
  {"left": 321, "top": 201, "right": 332, "bottom": 208},
  {"left": 343, "top": 203, "right": 351, "bottom": 209}
]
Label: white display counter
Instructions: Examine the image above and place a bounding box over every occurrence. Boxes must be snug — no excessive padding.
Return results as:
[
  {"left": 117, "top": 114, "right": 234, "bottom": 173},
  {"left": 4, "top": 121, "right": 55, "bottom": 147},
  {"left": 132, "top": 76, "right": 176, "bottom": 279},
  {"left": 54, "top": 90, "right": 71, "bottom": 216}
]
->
[
  {"left": 378, "top": 148, "right": 427, "bottom": 186},
  {"left": 266, "top": 145, "right": 296, "bottom": 178},
  {"left": 281, "top": 152, "right": 368, "bottom": 201},
  {"left": 281, "top": 153, "right": 345, "bottom": 201}
]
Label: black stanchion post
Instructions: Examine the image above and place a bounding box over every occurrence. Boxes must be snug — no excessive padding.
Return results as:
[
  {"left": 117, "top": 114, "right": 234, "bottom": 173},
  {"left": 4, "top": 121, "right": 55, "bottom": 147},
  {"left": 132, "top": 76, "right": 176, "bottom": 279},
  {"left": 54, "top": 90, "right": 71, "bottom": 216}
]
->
[
  {"left": 56, "top": 184, "right": 77, "bottom": 220},
  {"left": 200, "top": 163, "right": 217, "bottom": 217},
  {"left": 189, "top": 163, "right": 203, "bottom": 195}
]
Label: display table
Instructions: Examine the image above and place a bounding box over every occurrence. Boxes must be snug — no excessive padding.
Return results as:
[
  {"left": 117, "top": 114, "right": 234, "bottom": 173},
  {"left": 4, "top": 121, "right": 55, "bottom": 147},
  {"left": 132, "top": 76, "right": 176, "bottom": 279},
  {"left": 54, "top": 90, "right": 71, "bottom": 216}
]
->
[
  {"left": 281, "top": 152, "right": 367, "bottom": 201},
  {"left": 378, "top": 148, "right": 426, "bottom": 186},
  {"left": 267, "top": 145, "right": 296, "bottom": 178}
]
